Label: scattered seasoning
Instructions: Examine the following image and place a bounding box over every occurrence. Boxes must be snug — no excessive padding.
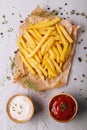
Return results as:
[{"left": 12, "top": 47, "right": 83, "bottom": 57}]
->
[
  {"left": 20, "top": 106, "right": 23, "bottom": 109},
  {"left": 82, "top": 30, "right": 85, "bottom": 33},
  {"left": 19, "top": 20, "right": 24, "bottom": 23},
  {"left": 2, "top": 83, "right": 4, "bottom": 86},
  {"left": 6, "top": 76, "right": 11, "bottom": 80},
  {"left": 79, "top": 88, "right": 82, "bottom": 91},
  {"left": 70, "top": 10, "right": 75, "bottom": 15},
  {"left": 0, "top": 32, "right": 3, "bottom": 35},
  {"left": 63, "top": 18, "right": 66, "bottom": 20},
  {"left": 59, "top": 7, "right": 62, "bottom": 10},
  {"left": 67, "top": 16, "right": 70, "bottom": 18},
  {"left": 60, "top": 13, "right": 63, "bottom": 15},
  {"left": 51, "top": 10, "right": 59, "bottom": 15},
  {"left": 65, "top": 3, "right": 68, "bottom": 6},
  {"left": 82, "top": 74, "right": 85, "bottom": 77},
  {"left": 78, "top": 41, "right": 81, "bottom": 44},
  {"left": 15, "top": 103, "right": 17, "bottom": 106},
  {"left": 66, "top": 12, "right": 68, "bottom": 15},
  {"left": 7, "top": 28, "right": 13, "bottom": 32},
  {"left": 86, "top": 60, "right": 87, "bottom": 62},
  {"left": 19, "top": 14, "right": 22, "bottom": 18},
  {"left": 14, "top": 49, "right": 19, "bottom": 54},
  {"left": 9, "top": 57, "right": 15, "bottom": 70},
  {"left": 2, "top": 15, "right": 5, "bottom": 18},
  {"left": 2, "top": 19, "right": 8, "bottom": 24},
  {"left": 78, "top": 57, "right": 82, "bottom": 62},
  {"left": 84, "top": 47, "right": 87, "bottom": 49},
  {"left": 60, "top": 103, "right": 67, "bottom": 112},
  {"left": 80, "top": 80, "right": 84, "bottom": 82},
  {"left": 79, "top": 93, "right": 81, "bottom": 96},
  {"left": 85, "top": 16, "right": 87, "bottom": 19},
  {"left": 74, "top": 78, "right": 77, "bottom": 81},
  {"left": 24, "top": 79, "right": 39, "bottom": 92},
  {"left": 76, "top": 13, "right": 80, "bottom": 15},
  {"left": 86, "top": 54, "right": 87, "bottom": 57},
  {"left": 13, "top": 109, "right": 15, "bottom": 111},
  {"left": 85, "top": 97, "right": 87, "bottom": 101},
  {"left": 13, "top": 6, "right": 15, "bottom": 8},
  {"left": 47, "top": 5, "right": 50, "bottom": 10},
  {"left": 81, "top": 12, "right": 85, "bottom": 16},
  {"left": 81, "top": 39, "right": 83, "bottom": 41},
  {"left": 12, "top": 13, "right": 14, "bottom": 15},
  {"left": 18, "top": 112, "right": 22, "bottom": 114}
]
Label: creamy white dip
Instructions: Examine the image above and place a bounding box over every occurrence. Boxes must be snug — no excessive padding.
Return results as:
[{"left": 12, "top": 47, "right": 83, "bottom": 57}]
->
[{"left": 9, "top": 96, "right": 33, "bottom": 121}]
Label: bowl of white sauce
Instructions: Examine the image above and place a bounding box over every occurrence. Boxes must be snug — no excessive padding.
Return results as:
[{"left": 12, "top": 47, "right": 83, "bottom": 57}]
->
[{"left": 6, "top": 94, "right": 34, "bottom": 123}]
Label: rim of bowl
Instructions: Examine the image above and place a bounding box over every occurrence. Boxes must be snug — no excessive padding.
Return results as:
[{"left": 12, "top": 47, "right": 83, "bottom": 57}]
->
[
  {"left": 6, "top": 94, "right": 34, "bottom": 124},
  {"left": 49, "top": 93, "right": 78, "bottom": 123}
]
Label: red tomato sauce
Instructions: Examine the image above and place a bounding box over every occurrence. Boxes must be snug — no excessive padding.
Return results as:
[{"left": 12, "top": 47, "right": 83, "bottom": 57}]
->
[{"left": 49, "top": 95, "right": 76, "bottom": 121}]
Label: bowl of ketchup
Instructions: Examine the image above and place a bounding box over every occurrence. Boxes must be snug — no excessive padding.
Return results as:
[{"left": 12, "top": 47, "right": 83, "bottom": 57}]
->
[{"left": 49, "top": 93, "right": 78, "bottom": 123}]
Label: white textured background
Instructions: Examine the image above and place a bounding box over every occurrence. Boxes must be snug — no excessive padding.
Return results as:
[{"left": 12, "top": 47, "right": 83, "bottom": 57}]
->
[{"left": 0, "top": 0, "right": 87, "bottom": 130}]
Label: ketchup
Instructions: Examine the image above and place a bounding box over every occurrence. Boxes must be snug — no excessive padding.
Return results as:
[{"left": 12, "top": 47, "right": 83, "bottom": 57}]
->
[{"left": 49, "top": 94, "right": 76, "bottom": 121}]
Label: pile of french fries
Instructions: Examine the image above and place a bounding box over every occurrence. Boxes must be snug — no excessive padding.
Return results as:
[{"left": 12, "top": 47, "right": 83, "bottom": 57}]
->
[{"left": 17, "top": 17, "right": 73, "bottom": 80}]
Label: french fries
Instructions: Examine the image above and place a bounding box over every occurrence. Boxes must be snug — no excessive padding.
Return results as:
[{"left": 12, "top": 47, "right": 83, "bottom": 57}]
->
[{"left": 17, "top": 17, "right": 74, "bottom": 80}]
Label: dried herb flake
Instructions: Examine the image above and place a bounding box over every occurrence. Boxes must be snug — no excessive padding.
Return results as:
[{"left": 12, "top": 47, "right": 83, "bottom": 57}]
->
[{"left": 24, "top": 79, "right": 39, "bottom": 92}]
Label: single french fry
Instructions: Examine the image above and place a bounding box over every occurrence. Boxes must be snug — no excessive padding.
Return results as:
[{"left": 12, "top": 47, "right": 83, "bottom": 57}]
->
[
  {"left": 43, "top": 59, "right": 56, "bottom": 77},
  {"left": 33, "top": 17, "right": 61, "bottom": 28},
  {"left": 49, "top": 48, "right": 56, "bottom": 59},
  {"left": 20, "top": 52, "right": 36, "bottom": 75},
  {"left": 52, "top": 46, "right": 60, "bottom": 63},
  {"left": 56, "top": 24, "right": 69, "bottom": 45},
  {"left": 59, "top": 25, "right": 73, "bottom": 43},
  {"left": 34, "top": 55, "right": 41, "bottom": 63},
  {"left": 56, "top": 43, "right": 63, "bottom": 55},
  {"left": 41, "top": 37, "right": 54, "bottom": 55},
  {"left": 27, "top": 58, "right": 44, "bottom": 80},
  {"left": 28, "top": 29, "right": 52, "bottom": 58},
  {"left": 24, "top": 30, "right": 36, "bottom": 49},
  {"left": 53, "top": 60, "right": 62, "bottom": 73},
  {"left": 35, "top": 19, "right": 50, "bottom": 27},
  {"left": 38, "top": 51, "right": 42, "bottom": 59},
  {"left": 32, "top": 28, "right": 42, "bottom": 40},
  {"left": 61, "top": 44, "right": 68, "bottom": 61},
  {"left": 45, "top": 37, "right": 54, "bottom": 53},
  {"left": 60, "top": 61, "right": 63, "bottom": 68},
  {"left": 38, "top": 64, "right": 47, "bottom": 77},
  {"left": 28, "top": 29, "right": 40, "bottom": 41},
  {"left": 65, "top": 44, "right": 72, "bottom": 59},
  {"left": 18, "top": 36, "right": 27, "bottom": 49}
]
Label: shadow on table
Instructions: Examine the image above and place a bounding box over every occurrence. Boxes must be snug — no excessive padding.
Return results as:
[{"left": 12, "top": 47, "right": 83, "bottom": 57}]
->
[{"left": 76, "top": 96, "right": 87, "bottom": 120}]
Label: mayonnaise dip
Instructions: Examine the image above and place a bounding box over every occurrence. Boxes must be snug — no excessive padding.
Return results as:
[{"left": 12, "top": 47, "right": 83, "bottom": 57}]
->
[{"left": 7, "top": 95, "right": 34, "bottom": 122}]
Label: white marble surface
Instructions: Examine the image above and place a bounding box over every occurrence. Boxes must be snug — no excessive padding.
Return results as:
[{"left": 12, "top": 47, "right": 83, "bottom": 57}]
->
[{"left": 0, "top": 0, "right": 87, "bottom": 130}]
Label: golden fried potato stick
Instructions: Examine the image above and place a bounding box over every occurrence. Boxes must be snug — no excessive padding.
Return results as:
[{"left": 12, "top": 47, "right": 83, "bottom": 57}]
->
[
  {"left": 52, "top": 46, "right": 60, "bottom": 63},
  {"left": 49, "top": 48, "right": 56, "bottom": 59},
  {"left": 33, "top": 17, "right": 61, "bottom": 28},
  {"left": 43, "top": 59, "right": 56, "bottom": 77},
  {"left": 28, "top": 29, "right": 40, "bottom": 41},
  {"left": 61, "top": 44, "right": 68, "bottom": 61},
  {"left": 28, "top": 29, "right": 52, "bottom": 58},
  {"left": 20, "top": 52, "right": 36, "bottom": 75},
  {"left": 56, "top": 24, "right": 69, "bottom": 45},
  {"left": 32, "top": 28, "right": 42, "bottom": 40},
  {"left": 27, "top": 58, "right": 44, "bottom": 80},
  {"left": 58, "top": 25, "right": 73, "bottom": 43},
  {"left": 56, "top": 43, "right": 63, "bottom": 56},
  {"left": 18, "top": 36, "right": 27, "bottom": 49},
  {"left": 52, "top": 60, "right": 62, "bottom": 73},
  {"left": 41, "top": 36, "right": 54, "bottom": 55},
  {"left": 24, "top": 30, "right": 36, "bottom": 49},
  {"left": 45, "top": 37, "right": 55, "bottom": 53}
]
